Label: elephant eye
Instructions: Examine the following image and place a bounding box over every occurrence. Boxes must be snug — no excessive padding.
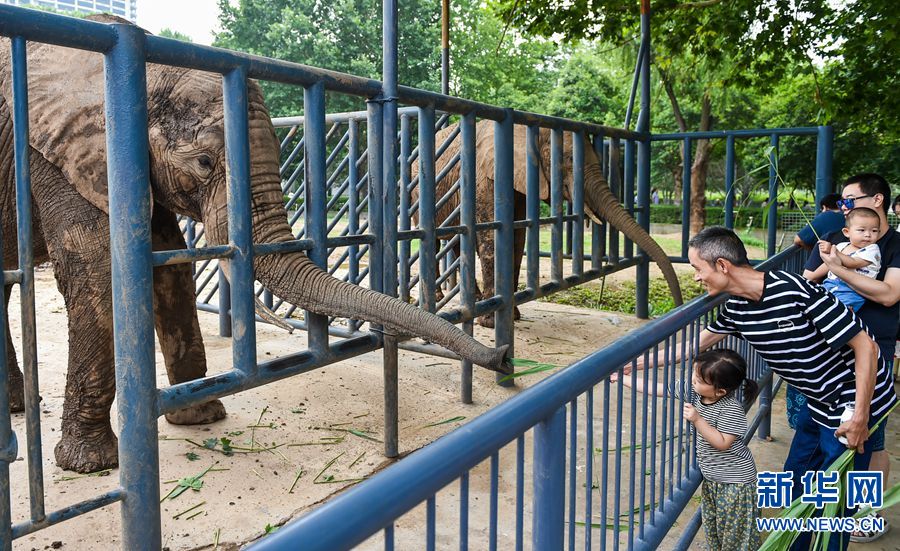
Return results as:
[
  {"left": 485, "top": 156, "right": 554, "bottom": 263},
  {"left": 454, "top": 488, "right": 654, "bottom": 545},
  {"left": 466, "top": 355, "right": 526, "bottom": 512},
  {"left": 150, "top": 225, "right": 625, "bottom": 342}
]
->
[{"left": 197, "top": 155, "right": 213, "bottom": 170}]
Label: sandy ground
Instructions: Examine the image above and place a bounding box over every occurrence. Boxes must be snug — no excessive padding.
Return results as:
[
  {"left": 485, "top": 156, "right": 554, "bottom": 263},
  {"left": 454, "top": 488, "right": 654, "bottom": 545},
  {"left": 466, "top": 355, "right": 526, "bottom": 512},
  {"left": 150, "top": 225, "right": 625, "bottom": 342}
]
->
[{"left": 6, "top": 248, "right": 900, "bottom": 550}]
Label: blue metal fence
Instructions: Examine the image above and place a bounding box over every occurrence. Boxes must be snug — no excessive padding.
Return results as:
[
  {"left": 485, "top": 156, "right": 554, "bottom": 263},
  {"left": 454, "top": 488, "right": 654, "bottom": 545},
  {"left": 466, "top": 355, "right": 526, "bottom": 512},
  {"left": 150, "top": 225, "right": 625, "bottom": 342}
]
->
[
  {"left": 256, "top": 246, "right": 807, "bottom": 551},
  {"left": 0, "top": 5, "right": 831, "bottom": 550}
]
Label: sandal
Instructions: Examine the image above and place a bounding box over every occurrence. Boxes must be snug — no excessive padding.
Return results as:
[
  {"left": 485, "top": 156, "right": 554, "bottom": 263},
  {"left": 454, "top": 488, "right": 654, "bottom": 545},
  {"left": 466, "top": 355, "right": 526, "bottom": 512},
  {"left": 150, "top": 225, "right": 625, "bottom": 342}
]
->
[{"left": 849, "top": 513, "right": 890, "bottom": 543}]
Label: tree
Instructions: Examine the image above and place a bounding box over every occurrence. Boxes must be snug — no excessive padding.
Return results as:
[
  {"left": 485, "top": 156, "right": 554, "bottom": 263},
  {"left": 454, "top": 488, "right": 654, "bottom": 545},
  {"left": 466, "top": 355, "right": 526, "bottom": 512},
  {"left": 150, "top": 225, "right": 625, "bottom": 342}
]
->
[{"left": 159, "top": 28, "right": 193, "bottom": 42}]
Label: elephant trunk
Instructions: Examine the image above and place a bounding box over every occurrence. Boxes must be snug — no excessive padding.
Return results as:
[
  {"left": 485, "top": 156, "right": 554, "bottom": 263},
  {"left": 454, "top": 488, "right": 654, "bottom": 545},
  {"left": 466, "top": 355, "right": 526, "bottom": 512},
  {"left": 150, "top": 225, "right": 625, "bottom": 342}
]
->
[
  {"left": 203, "top": 184, "right": 510, "bottom": 374},
  {"left": 583, "top": 147, "right": 684, "bottom": 306}
]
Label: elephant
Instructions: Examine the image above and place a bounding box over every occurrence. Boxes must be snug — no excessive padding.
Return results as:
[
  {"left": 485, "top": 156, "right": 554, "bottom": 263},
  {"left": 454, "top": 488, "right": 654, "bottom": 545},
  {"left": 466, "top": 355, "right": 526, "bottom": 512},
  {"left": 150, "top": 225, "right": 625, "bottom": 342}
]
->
[
  {"left": 411, "top": 120, "right": 683, "bottom": 327},
  {"left": 0, "top": 16, "right": 509, "bottom": 473}
]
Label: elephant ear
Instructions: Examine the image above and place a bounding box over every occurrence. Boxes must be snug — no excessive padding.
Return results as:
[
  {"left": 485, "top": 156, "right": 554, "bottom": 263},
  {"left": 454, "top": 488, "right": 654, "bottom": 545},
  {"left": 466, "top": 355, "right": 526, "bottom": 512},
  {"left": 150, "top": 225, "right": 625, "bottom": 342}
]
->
[{"left": 20, "top": 42, "right": 111, "bottom": 213}]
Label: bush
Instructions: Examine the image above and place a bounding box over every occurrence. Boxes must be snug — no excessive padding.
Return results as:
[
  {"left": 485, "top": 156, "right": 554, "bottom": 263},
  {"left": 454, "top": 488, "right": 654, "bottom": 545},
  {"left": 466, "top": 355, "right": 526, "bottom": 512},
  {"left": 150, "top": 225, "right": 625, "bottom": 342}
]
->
[{"left": 541, "top": 272, "right": 706, "bottom": 317}]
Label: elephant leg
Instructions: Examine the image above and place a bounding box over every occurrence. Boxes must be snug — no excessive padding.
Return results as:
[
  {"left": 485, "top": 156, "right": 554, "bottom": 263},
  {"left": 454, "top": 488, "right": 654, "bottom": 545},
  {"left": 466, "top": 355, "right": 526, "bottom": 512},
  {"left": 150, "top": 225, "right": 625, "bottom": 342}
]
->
[
  {"left": 150, "top": 206, "right": 225, "bottom": 426},
  {"left": 4, "top": 286, "right": 24, "bottom": 412},
  {"left": 50, "top": 238, "right": 118, "bottom": 473},
  {"left": 476, "top": 195, "right": 525, "bottom": 328}
]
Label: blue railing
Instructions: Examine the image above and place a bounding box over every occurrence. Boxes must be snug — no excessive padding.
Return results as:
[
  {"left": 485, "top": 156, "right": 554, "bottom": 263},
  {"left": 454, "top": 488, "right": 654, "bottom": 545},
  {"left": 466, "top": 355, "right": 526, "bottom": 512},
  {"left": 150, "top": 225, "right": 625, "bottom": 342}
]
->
[{"left": 256, "top": 246, "right": 807, "bottom": 550}]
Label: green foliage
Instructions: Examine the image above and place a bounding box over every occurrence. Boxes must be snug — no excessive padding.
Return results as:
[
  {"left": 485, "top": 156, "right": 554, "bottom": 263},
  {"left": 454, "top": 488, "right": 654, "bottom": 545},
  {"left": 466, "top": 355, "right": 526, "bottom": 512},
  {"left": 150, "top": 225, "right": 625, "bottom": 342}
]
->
[
  {"left": 541, "top": 272, "right": 705, "bottom": 317},
  {"left": 158, "top": 28, "right": 193, "bottom": 42}
]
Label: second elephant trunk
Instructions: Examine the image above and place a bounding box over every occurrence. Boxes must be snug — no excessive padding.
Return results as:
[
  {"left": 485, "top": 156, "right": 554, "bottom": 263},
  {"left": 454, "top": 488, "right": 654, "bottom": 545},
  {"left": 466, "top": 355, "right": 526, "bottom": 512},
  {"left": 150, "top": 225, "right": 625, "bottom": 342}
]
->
[{"left": 583, "top": 146, "right": 684, "bottom": 306}]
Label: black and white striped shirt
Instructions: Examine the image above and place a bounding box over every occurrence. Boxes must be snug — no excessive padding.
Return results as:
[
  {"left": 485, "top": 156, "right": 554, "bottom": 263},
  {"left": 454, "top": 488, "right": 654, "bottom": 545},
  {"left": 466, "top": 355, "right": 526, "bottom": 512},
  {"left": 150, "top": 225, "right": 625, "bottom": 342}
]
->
[
  {"left": 693, "top": 394, "right": 757, "bottom": 484},
  {"left": 707, "top": 270, "right": 896, "bottom": 430}
]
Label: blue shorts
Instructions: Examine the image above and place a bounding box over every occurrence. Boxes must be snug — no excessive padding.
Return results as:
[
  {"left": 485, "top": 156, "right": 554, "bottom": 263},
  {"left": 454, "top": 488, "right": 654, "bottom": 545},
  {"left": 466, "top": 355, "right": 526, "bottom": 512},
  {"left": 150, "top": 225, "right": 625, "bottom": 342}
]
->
[
  {"left": 822, "top": 278, "right": 865, "bottom": 311},
  {"left": 786, "top": 384, "right": 886, "bottom": 452}
]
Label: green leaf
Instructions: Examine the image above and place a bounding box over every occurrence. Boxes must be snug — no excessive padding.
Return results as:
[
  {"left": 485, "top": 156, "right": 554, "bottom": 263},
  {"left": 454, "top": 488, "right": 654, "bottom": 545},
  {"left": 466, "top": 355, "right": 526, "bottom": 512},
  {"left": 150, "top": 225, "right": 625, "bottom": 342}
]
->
[
  {"left": 422, "top": 416, "right": 466, "bottom": 428},
  {"left": 202, "top": 438, "right": 218, "bottom": 450},
  {"left": 220, "top": 437, "right": 234, "bottom": 456},
  {"left": 185, "top": 452, "right": 200, "bottom": 462},
  {"left": 499, "top": 359, "right": 559, "bottom": 382}
]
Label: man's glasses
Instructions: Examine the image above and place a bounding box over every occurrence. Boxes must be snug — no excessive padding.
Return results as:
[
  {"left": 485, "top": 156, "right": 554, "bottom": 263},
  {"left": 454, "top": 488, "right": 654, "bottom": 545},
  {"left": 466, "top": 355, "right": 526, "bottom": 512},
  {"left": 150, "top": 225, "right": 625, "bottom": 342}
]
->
[{"left": 837, "top": 195, "right": 871, "bottom": 209}]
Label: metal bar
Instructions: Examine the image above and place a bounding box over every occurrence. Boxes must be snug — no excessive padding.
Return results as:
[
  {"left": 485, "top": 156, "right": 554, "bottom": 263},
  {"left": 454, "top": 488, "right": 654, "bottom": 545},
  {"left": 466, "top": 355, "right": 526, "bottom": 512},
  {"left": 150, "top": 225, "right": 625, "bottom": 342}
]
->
[
  {"left": 584, "top": 388, "right": 593, "bottom": 551},
  {"left": 11, "top": 35, "right": 45, "bottom": 523},
  {"left": 636, "top": 0, "right": 651, "bottom": 321},
  {"left": 418, "top": 106, "right": 437, "bottom": 313},
  {"left": 459, "top": 472, "right": 469, "bottom": 551},
  {"left": 613, "top": 368, "right": 624, "bottom": 550},
  {"left": 724, "top": 135, "right": 736, "bottom": 228},
  {"left": 515, "top": 435, "right": 525, "bottom": 551},
  {"left": 624, "top": 138, "right": 635, "bottom": 259},
  {"left": 0, "top": 6, "right": 117, "bottom": 51},
  {"left": 218, "top": 266, "right": 232, "bottom": 337},
  {"left": 272, "top": 106, "right": 422, "bottom": 127},
  {"left": 367, "top": 102, "right": 384, "bottom": 297},
  {"left": 426, "top": 495, "right": 436, "bottom": 551},
  {"left": 494, "top": 112, "right": 515, "bottom": 385},
  {"left": 567, "top": 399, "right": 577, "bottom": 551},
  {"left": 459, "top": 113, "right": 477, "bottom": 404},
  {"left": 526, "top": 126, "right": 541, "bottom": 293},
  {"left": 815, "top": 126, "right": 834, "bottom": 206},
  {"left": 104, "top": 24, "right": 160, "bottom": 551},
  {"left": 607, "top": 140, "right": 619, "bottom": 264},
  {"left": 680, "top": 138, "right": 692, "bottom": 259},
  {"left": 572, "top": 132, "right": 585, "bottom": 277},
  {"left": 600, "top": 379, "right": 610, "bottom": 551},
  {"left": 304, "top": 81, "right": 330, "bottom": 351},
  {"left": 489, "top": 452, "right": 499, "bottom": 551},
  {"left": 399, "top": 114, "right": 412, "bottom": 303},
  {"left": 152, "top": 245, "right": 235, "bottom": 266},
  {"left": 628, "top": 358, "right": 638, "bottom": 548},
  {"left": 11, "top": 489, "right": 125, "bottom": 539},
  {"left": 348, "top": 120, "right": 361, "bottom": 287},
  {"left": 651, "top": 127, "right": 820, "bottom": 140},
  {"left": 768, "top": 134, "right": 779, "bottom": 257},
  {"left": 550, "top": 128, "right": 564, "bottom": 283},
  {"left": 532, "top": 407, "right": 566, "bottom": 551}
]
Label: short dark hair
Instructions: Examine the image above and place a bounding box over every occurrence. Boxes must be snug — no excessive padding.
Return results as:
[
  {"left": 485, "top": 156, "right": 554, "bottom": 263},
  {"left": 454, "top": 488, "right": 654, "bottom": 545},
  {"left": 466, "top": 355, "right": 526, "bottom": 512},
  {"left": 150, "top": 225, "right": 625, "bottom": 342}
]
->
[
  {"left": 845, "top": 206, "right": 880, "bottom": 225},
  {"left": 688, "top": 226, "right": 750, "bottom": 267},
  {"left": 892, "top": 196, "right": 900, "bottom": 211},
  {"left": 820, "top": 193, "right": 842, "bottom": 210},
  {"left": 844, "top": 173, "right": 891, "bottom": 215},
  {"left": 694, "top": 348, "right": 758, "bottom": 408}
]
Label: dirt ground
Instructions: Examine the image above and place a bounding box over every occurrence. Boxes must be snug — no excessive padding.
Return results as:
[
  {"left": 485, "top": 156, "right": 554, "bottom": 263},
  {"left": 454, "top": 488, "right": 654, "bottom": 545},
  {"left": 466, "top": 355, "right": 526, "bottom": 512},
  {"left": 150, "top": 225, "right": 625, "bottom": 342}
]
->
[{"left": 6, "top": 248, "right": 900, "bottom": 550}]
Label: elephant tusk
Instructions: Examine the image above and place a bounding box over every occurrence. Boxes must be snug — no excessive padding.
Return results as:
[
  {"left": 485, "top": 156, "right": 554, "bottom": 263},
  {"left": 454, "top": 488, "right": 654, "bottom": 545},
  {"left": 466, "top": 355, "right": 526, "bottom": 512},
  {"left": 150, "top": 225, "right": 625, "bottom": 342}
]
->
[{"left": 254, "top": 295, "right": 295, "bottom": 334}]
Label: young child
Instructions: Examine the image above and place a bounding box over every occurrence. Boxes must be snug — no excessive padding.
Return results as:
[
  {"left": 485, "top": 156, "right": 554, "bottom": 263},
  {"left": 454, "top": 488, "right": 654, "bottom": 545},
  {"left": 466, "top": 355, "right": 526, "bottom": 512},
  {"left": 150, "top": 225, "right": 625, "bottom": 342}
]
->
[
  {"left": 613, "top": 349, "right": 760, "bottom": 551},
  {"left": 808, "top": 206, "right": 882, "bottom": 312}
]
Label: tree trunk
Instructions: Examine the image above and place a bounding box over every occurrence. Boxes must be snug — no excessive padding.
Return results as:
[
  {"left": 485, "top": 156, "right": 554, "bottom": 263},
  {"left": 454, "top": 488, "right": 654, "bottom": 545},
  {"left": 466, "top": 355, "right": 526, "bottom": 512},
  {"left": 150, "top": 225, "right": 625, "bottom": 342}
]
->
[{"left": 689, "top": 92, "right": 713, "bottom": 236}]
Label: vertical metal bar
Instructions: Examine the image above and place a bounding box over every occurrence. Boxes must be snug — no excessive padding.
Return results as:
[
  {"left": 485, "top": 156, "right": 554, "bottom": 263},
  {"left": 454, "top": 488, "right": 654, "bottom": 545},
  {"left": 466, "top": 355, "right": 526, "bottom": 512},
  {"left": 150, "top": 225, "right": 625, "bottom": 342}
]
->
[
  {"left": 584, "top": 388, "right": 594, "bottom": 551},
  {"left": 105, "top": 24, "right": 160, "bottom": 550},
  {"left": 459, "top": 113, "right": 477, "bottom": 404},
  {"left": 460, "top": 472, "right": 469, "bottom": 551},
  {"left": 218, "top": 268, "right": 232, "bottom": 337},
  {"left": 525, "top": 125, "right": 540, "bottom": 293},
  {"left": 551, "top": 128, "right": 564, "bottom": 283},
  {"left": 815, "top": 126, "right": 834, "bottom": 207},
  {"left": 384, "top": 525, "right": 395, "bottom": 551},
  {"left": 680, "top": 138, "right": 692, "bottom": 259},
  {"left": 348, "top": 120, "right": 360, "bottom": 286},
  {"left": 758, "top": 371, "right": 773, "bottom": 440},
  {"left": 572, "top": 132, "right": 585, "bottom": 278},
  {"left": 607, "top": 140, "right": 620, "bottom": 264},
  {"left": 592, "top": 136, "right": 604, "bottom": 271},
  {"left": 426, "top": 495, "right": 436, "bottom": 551},
  {"left": 399, "top": 114, "right": 412, "bottom": 303},
  {"left": 658, "top": 339, "right": 670, "bottom": 513},
  {"left": 635, "top": 1, "right": 651, "bottom": 320},
  {"left": 568, "top": 400, "right": 577, "bottom": 551},
  {"left": 623, "top": 139, "right": 635, "bottom": 259},
  {"left": 600, "top": 379, "right": 610, "bottom": 551},
  {"left": 383, "top": 331, "right": 399, "bottom": 458},
  {"left": 532, "top": 407, "right": 567, "bottom": 551},
  {"left": 494, "top": 112, "right": 515, "bottom": 384},
  {"left": 649, "top": 345, "right": 659, "bottom": 524},
  {"left": 489, "top": 452, "right": 499, "bottom": 551},
  {"left": 224, "top": 66, "right": 257, "bottom": 374},
  {"left": 418, "top": 107, "right": 437, "bottom": 313},
  {"left": 304, "top": 81, "right": 329, "bottom": 351},
  {"left": 667, "top": 335, "right": 677, "bottom": 500},
  {"left": 768, "top": 134, "right": 779, "bottom": 257},
  {"left": 516, "top": 434, "right": 525, "bottom": 551},
  {"left": 628, "top": 359, "right": 638, "bottom": 548},
  {"left": 11, "top": 36, "right": 44, "bottom": 522},
  {"left": 677, "top": 328, "right": 687, "bottom": 486},
  {"left": 367, "top": 101, "right": 384, "bottom": 294},
  {"left": 724, "top": 135, "right": 736, "bottom": 229},
  {"left": 638, "top": 351, "right": 650, "bottom": 539},
  {"left": 613, "top": 371, "right": 623, "bottom": 551}
]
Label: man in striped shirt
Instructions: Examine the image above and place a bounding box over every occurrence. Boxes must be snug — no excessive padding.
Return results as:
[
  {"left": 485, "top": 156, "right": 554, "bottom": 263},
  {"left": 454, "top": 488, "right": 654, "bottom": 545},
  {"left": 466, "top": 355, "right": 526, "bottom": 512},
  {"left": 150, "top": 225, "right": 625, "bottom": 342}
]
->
[{"left": 681, "top": 227, "right": 895, "bottom": 551}]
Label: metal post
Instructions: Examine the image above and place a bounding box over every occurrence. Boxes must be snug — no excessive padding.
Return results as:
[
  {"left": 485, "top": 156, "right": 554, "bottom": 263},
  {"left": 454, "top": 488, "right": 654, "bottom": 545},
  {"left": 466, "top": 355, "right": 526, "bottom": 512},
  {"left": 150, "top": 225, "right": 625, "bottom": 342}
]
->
[
  {"left": 383, "top": 0, "right": 400, "bottom": 457},
  {"left": 532, "top": 406, "right": 566, "bottom": 550},
  {"left": 399, "top": 114, "right": 412, "bottom": 303},
  {"left": 550, "top": 128, "right": 564, "bottom": 284},
  {"left": 525, "top": 125, "right": 540, "bottom": 293},
  {"left": 218, "top": 270, "right": 232, "bottom": 337},
  {"left": 418, "top": 107, "right": 437, "bottom": 313},
  {"left": 441, "top": 0, "right": 450, "bottom": 95},
  {"left": 635, "top": 0, "right": 652, "bottom": 319},
  {"left": 815, "top": 126, "right": 834, "bottom": 207},
  {"left": 624, "top": 138, "right": 635, "bottom": 258},
  {"left": 767, "top": 134, "right": 779, "bottom": 257},
  {"left": 494, "top": 112, "right": 515, "bottom": 385},
  {"left": 572, "top": 132, "right": 585, "bottom": 277},
  {"left": 758, "top": 375, "right": 773, "bottom": 440},
  {"left": 304, "top": 81, "right": 329, "bottom": 351},
  {"left": 680, "top": 138, "right": 692, "bottom": 259},
  {"left": 224, "top": 66, "right": 257, "bottom": 375},
  {"left": 105, "top": 23, "right": 160, "bottom": 550},
  {"left": 459, "top": 113, "right": 477, "bottom": 404},
  {"left": 724, "top": 134, "right": 736, "bottom": 229},
  {"left": 12, "top": 35, "right": 45, "bottom": 523}
]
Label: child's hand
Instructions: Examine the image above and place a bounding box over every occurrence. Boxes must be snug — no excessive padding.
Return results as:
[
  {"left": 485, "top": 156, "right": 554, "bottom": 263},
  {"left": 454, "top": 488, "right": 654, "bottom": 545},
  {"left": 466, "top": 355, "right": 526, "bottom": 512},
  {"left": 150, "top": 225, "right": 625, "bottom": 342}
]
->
[
  {"left": 817, "top": 240, "right": 833, "bottom": 255},
  {"left": 683, "top": 404, "right": 698, "bottom": 423}
]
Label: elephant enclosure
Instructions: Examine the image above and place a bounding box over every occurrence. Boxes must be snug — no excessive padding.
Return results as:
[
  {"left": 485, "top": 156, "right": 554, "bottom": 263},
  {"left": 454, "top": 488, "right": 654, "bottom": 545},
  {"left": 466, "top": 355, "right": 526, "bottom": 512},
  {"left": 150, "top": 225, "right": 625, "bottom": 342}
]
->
[{"left": 6, "top": 261, "right": 657, "bottom": 549}]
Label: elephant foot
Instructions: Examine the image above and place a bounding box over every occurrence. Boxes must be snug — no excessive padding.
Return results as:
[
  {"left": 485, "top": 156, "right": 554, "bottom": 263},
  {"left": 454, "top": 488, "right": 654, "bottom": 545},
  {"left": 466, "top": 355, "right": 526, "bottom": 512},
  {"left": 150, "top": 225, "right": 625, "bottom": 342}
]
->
[
  {"left": 165, "top": 399, "right": 226, "bottom": 425},
  {"left": 476, "top": 306, "right": 521, "bottom": 329},
  {"left": 54, "top": 424, "right": 118, "bottom": 473}
]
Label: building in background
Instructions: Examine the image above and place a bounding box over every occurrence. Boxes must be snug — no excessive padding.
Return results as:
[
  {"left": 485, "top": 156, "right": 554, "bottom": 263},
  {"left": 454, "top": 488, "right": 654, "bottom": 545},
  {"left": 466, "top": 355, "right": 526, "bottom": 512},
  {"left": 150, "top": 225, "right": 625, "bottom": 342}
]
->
[{"left": 0, "top": 0, "right": 137, "bottom": 22}]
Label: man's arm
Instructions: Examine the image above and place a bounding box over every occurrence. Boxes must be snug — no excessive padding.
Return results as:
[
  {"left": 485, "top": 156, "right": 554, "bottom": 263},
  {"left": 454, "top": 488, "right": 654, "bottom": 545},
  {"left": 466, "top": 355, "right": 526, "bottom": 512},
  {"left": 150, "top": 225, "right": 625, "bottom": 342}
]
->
[
  {"left": 834, "top": 330, "right": 879, "bottom": 452},
  {"left": 822, "top": 250, "right": 900, "bottom": 306},
  {"left": 626, "top": 329, "right": 726, "bottom": 374}
]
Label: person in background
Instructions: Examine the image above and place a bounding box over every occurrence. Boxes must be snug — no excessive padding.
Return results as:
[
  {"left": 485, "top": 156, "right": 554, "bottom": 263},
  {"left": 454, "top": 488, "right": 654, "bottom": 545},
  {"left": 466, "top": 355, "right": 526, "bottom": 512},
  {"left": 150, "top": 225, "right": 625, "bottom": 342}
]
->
[
  {"left": 614, "top": 349, "right": 760, "bottom": 551},
  {"left": 793, "top": 192, "right": 845, "bottom": 249},
  {"left": 651, "top": 187, "right": 660, "bottom": 205},
  {"left": 803, "top": 173, "right": 900, "bottom": 543}
]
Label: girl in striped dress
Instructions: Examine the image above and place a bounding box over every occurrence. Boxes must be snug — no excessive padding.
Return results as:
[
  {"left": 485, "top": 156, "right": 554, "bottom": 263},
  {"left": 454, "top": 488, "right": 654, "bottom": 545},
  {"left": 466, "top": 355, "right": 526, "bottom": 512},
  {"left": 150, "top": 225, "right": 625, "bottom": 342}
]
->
[{"left": 615, "top": 349, "right": 760, "bottom": 550}]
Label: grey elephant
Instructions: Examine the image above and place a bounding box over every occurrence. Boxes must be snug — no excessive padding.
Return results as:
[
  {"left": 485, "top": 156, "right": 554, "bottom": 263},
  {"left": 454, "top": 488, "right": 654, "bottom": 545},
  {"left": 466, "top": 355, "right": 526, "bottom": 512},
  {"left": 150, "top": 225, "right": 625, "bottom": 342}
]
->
[
  {"left": 411, "top": 120, "right": 683, "bottom": 327},
  {"left": 0, "top": 16, "right": 508, "bottom": 474}
]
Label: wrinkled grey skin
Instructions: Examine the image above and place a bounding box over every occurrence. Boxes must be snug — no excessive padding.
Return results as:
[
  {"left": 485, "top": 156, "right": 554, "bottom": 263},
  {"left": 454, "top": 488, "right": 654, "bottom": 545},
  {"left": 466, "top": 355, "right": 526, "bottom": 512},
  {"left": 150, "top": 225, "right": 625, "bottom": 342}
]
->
[{"left": 0, "top": 17, "right": 508, "bottom": 473}]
